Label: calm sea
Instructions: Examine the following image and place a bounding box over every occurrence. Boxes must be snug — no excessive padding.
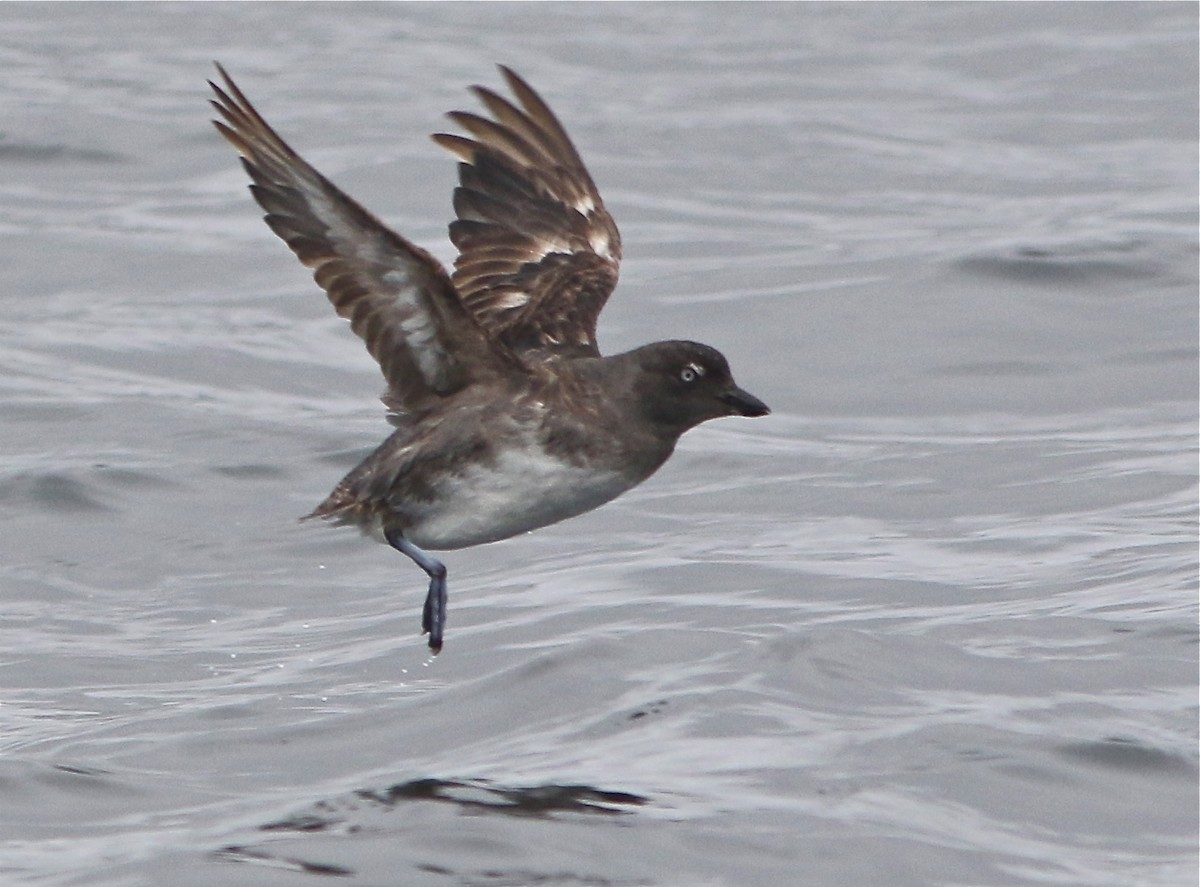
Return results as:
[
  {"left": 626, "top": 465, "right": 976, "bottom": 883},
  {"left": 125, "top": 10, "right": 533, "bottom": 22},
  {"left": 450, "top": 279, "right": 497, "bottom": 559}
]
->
[{"left": 1, "top": 3, "right": 1196, "bottom": 885}]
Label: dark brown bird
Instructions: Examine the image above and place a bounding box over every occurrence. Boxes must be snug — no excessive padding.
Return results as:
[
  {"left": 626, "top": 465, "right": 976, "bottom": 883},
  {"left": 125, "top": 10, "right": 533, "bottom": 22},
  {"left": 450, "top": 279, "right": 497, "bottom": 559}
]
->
[{"left": 209, "top": 64, "right": 769, "bottom": 653}]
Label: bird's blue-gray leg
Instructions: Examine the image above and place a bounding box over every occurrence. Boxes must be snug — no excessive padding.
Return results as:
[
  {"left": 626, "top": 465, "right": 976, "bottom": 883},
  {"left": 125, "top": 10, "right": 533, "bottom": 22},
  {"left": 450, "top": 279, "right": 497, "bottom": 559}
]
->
[{"left": 385, "top": 529, "right": 447, "bottom": 654}]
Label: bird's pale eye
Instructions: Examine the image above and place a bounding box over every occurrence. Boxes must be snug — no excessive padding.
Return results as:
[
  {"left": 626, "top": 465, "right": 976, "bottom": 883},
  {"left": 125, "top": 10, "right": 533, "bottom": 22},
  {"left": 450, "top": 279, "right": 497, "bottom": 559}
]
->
[{"left": 680, "top": 362, "right": 704, "bottom": 383}]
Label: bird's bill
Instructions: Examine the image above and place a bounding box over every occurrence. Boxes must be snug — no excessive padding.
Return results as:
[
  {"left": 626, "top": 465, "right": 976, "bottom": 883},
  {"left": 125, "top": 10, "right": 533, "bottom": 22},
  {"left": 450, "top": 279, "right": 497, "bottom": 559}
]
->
[{"left": 721, "top": 386, "right": 770, "bottom": 417}]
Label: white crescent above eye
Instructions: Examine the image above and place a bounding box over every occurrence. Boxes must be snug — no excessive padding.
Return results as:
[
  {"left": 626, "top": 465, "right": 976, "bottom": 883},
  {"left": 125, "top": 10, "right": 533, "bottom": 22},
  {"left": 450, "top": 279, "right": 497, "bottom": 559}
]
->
[{"left": 680, "top": 362, "right": 705, "bottom": 383}]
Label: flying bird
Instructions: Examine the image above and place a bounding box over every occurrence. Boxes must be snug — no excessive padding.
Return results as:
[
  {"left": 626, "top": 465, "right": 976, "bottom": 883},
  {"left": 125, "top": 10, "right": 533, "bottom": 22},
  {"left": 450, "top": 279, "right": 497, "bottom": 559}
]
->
[{"left": 209, "top": 64, "right": 769, "bottom": 653}]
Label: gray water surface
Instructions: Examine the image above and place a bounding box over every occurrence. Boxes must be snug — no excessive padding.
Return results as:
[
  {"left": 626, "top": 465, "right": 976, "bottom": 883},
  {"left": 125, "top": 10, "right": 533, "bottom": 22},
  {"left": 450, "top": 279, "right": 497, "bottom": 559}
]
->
[{"left": 1, "top": 3, "right": 1196, "bottom": 886}]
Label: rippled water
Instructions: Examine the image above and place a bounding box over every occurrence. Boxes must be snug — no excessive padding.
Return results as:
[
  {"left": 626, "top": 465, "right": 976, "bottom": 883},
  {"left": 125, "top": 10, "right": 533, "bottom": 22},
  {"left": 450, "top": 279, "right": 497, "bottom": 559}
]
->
[{"left": 1, "top": 4, "right": 1196, "bottom": 886}]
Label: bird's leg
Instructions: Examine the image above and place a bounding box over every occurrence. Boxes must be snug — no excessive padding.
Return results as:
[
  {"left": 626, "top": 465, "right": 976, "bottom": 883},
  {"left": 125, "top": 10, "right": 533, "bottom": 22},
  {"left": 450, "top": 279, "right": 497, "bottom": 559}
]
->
[{"left": 385, "top": 529, "right": 448, "bottom": 654}]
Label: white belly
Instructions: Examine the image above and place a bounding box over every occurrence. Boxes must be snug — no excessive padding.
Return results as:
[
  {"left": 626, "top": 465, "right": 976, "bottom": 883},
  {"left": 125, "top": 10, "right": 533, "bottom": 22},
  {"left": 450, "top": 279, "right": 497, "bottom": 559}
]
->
[{"left": 404, "top": 446, "right": 638, "bottom": 550}]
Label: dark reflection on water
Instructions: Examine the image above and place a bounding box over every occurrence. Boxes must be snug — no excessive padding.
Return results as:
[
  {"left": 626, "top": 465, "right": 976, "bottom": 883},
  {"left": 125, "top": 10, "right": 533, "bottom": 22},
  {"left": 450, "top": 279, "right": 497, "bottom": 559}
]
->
[
  {"left": 0, "top": 470, "right": 113, "bottom": 512},
  {"left": 956, "top": 237, "right": 1179, "bottom": 285},
  {"left": 217, "top": 780, "right": 648, "bottom": 881},
  {"left": 0, "top": 136, "right": 125, "bottom": 164},
  {"left": 259, "top": 779, "right": 648, "bottom": 834},
  {"left": 355, "top": 778, "right": 648, "bottom": 817},
  {"left": 1056, "top": 737, "right": 1199, "bottom": 776},
  {"left": 215, "top": 844, "right": 355, "bottom": 878}
]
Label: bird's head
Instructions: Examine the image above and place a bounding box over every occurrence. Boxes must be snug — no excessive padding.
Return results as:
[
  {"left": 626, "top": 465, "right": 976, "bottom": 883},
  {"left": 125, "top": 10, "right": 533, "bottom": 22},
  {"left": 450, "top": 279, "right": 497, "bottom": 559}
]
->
[{"left": 627, "top": 340, "right": 769, "bottom": 435}]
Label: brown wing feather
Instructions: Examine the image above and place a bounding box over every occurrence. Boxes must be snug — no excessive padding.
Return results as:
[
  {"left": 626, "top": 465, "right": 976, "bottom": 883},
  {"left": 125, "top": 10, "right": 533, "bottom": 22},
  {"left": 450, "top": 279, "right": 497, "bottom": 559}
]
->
[
  {"left": 209, "top": 64, "right": 518, "bottom": 413},
  {"left": 432, "top": 66, "right": 622, "bottom": 356}
]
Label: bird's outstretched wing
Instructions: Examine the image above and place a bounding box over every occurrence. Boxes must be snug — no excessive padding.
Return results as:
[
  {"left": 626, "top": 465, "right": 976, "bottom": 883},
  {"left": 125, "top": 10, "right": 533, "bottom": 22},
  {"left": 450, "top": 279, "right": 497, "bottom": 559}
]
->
[
  {"left": 209, "top": 64, "right": 518, "bottom": 413},
  {"left": 433, "top": 66, "right": 622, "bottom": 357}
]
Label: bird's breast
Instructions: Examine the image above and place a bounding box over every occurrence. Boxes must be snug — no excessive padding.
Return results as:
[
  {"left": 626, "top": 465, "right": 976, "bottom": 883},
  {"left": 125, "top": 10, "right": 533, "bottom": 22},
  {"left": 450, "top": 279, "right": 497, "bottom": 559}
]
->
[{"left": 400, "top": 441, "right": 644, "bottom": 551}]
